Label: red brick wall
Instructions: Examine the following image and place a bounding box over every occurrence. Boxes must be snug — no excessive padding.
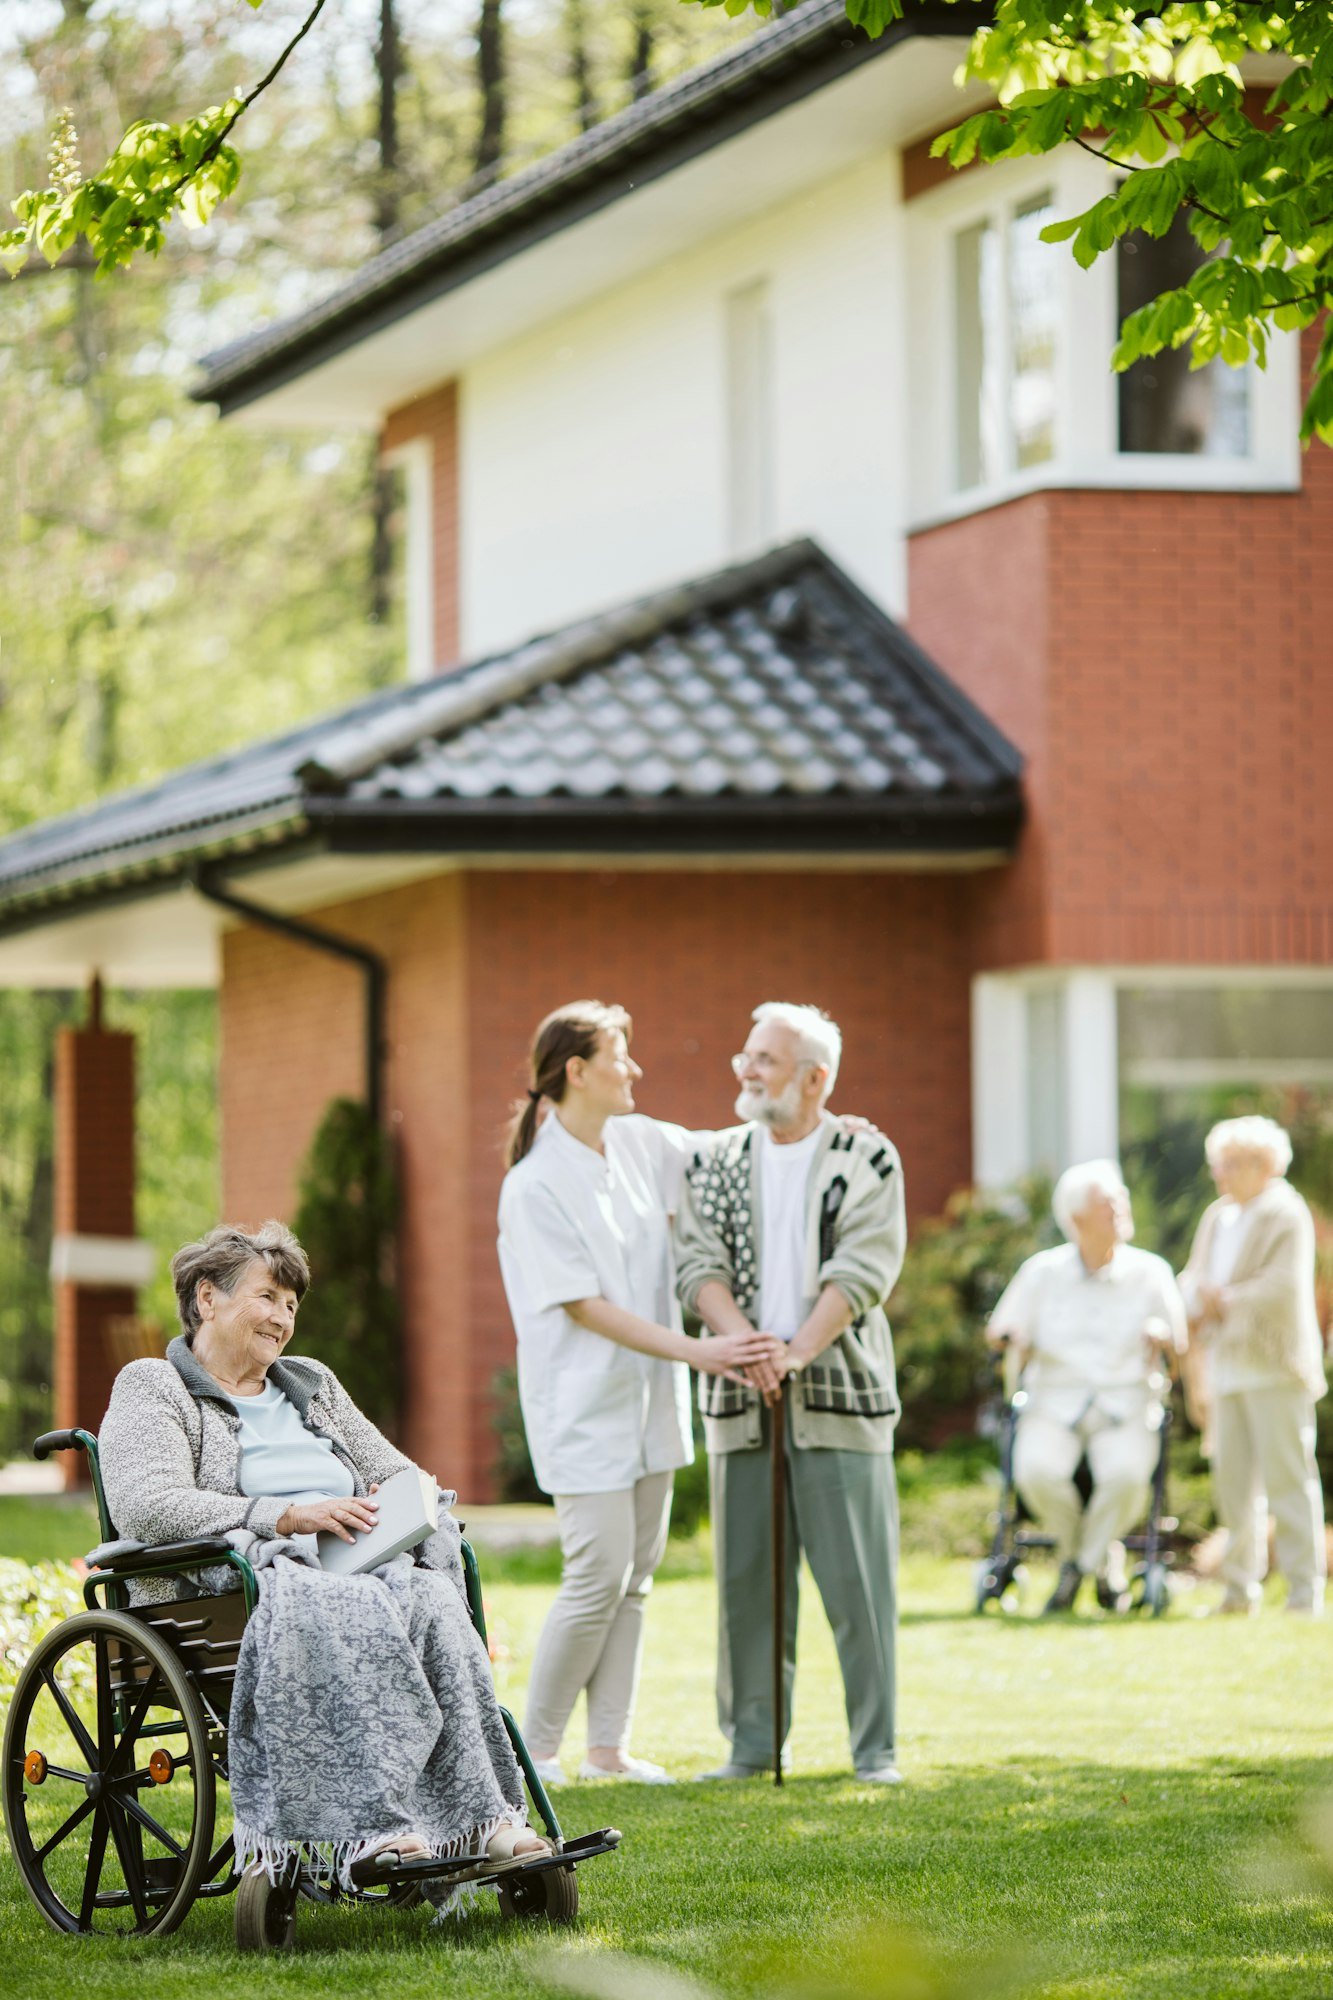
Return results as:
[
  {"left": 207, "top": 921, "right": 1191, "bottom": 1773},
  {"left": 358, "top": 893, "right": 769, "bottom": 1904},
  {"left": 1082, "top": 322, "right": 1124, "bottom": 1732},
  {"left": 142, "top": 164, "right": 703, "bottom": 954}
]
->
[
  {"left": 221, "top": 873, "right": 472, "bottom": 1483},
  {"left": 221, "top": 864, "right": 975, "bottom": 1496},
  {"left": 381, "top": 384, "right": 460, "bottom": 671},
  {"left": 909, "top": 435, "right": 1333, "bottom": 969}
]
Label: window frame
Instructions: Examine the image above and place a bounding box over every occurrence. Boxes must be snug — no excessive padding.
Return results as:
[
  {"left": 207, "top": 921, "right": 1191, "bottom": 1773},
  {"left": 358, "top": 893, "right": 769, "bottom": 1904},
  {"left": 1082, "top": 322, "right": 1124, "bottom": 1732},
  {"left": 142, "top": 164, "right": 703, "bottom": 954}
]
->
[{"left": 908, "top": 150, "right": 1301, "bottom": 531}]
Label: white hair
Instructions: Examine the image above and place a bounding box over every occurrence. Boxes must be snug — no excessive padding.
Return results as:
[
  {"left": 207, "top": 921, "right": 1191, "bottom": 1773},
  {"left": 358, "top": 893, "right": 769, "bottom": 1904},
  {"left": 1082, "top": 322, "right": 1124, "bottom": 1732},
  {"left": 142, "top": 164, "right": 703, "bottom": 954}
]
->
[
  {"left": 1204, "top": 1115, "right": 1292, "bottom": 1176},
  {"left": 1052, "top": 1158, "right": 1129, "bottom": 1240},
  {"left": 751, "top": 1001, "right": 842, "bottom": 1102}
]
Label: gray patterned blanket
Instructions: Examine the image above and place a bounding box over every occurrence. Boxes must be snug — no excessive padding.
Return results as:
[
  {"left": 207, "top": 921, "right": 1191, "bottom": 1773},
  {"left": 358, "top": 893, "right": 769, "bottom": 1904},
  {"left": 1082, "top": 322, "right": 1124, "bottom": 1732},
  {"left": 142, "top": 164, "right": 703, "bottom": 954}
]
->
[{"left": 228, "top": 1551, "right": 526, "bottom": 1885}]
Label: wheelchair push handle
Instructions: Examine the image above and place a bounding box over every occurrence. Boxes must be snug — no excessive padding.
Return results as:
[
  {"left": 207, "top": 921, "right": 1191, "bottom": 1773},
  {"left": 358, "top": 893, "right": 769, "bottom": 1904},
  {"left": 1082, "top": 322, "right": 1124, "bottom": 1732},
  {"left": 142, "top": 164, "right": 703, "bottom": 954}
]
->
[{"left": 33, "top": 1428, "right": 96, "bottom": 1460}]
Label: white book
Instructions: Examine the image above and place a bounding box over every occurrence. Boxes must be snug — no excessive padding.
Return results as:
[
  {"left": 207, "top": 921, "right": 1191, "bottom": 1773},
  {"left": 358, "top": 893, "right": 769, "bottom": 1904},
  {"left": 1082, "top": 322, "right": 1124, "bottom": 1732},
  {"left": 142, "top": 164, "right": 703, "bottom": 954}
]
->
[{"left": 316, "top": 1465, "right": 439, "bottom": 1576}]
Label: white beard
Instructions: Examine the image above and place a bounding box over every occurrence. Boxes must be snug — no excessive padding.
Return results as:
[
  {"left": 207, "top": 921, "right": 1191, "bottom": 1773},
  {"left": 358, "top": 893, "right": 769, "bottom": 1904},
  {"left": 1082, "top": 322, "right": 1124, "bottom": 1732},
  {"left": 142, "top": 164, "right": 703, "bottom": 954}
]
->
[{"left": 734, "top": 1075, "right": 803, "bottom": 1129}]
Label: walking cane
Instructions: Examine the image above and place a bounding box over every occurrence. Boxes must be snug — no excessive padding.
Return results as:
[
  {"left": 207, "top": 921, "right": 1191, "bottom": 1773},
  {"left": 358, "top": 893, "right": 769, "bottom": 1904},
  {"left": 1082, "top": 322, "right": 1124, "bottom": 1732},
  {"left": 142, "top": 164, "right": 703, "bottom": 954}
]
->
[{"left": 770, "top": 1376, "right": 787, "bottom": 1788}]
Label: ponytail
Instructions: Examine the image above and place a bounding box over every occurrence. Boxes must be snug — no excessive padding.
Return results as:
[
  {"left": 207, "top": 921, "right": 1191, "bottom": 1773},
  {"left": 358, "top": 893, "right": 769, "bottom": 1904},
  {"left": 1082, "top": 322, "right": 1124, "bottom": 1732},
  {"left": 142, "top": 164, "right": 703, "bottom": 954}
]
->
[{"left": 504, "top": 1000, "right": 632, "bottom": 1168}]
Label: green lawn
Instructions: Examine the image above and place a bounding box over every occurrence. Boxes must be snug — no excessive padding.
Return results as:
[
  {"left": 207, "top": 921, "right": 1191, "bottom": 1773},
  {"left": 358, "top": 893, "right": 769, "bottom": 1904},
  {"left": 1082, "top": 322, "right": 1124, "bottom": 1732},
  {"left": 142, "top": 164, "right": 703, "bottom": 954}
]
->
[{"left": 1, "top": 1506, "right": 1331, "bottom": 1999}]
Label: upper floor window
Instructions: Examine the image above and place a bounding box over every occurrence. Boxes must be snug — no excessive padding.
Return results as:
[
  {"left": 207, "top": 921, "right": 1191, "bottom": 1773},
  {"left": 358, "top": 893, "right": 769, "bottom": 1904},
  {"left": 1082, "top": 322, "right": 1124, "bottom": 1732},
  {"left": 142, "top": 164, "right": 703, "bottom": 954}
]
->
[
  {"left": 953, "top": 192, "right": 1057, "bottom": 492},
  {"left": 724, "top": 277, "right": 775, "bottom": 555},
  {"left": 908, "top": 152, "right": 1299, "bottom": 528},
  {"left": 1116, "top": 213, "right": 1249, "bottom": 457}
]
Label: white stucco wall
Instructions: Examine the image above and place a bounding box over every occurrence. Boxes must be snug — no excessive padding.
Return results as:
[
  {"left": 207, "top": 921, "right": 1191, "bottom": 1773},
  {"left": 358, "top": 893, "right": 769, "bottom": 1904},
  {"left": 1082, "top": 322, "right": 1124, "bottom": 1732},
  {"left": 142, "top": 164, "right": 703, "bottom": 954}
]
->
[{"left": 458, "top": 154, "right": 906, "bottom": 658}]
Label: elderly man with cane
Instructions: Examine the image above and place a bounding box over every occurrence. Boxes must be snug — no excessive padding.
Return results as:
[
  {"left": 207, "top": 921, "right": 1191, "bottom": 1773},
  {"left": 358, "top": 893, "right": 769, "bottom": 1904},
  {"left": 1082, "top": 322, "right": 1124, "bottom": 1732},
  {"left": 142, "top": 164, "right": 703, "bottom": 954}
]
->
[{"left": 675, "top": 1002, "right": 906, "bottom": 1785}]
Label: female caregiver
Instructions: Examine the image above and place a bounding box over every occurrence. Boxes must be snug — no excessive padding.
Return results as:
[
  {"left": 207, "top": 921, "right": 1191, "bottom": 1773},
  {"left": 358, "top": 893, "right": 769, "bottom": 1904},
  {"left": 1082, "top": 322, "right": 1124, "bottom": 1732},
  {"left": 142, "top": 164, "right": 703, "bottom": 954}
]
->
[{"left": 498, "top": 999, "right": 782, "bottom": 1787}]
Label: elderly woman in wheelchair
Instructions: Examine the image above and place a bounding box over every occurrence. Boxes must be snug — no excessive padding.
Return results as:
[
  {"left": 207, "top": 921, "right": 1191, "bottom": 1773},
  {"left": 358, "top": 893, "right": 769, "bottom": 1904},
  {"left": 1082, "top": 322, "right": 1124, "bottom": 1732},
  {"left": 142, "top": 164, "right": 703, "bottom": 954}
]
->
[
  {"left": 986, "top": 1162, "right": 1187, "bottom": 1615},
  {"left": 2, "top": 1222, "right": 615, "bottom": 1948}
]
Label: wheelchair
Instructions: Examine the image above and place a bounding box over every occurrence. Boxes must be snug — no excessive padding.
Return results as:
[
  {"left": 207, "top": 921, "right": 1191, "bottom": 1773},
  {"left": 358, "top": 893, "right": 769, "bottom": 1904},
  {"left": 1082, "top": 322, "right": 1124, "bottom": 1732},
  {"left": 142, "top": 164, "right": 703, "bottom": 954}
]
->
[
  {"left": 973, "top": 1357, "right": 1179, "bottom": 1618},
  {"left": 2, "top": 1428, "right": 620, "bottom": 1949}
]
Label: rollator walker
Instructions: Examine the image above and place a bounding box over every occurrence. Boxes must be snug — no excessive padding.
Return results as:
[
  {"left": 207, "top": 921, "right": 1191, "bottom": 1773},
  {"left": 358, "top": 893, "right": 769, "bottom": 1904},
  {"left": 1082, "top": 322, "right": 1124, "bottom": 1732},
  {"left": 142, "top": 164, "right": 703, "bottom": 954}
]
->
[
  {"left": 2, "top": 1428, "right": 620, "bottom": 1950},
  {"left": 973, "top": 1338, "right": 1179, "bottom": 1617}
]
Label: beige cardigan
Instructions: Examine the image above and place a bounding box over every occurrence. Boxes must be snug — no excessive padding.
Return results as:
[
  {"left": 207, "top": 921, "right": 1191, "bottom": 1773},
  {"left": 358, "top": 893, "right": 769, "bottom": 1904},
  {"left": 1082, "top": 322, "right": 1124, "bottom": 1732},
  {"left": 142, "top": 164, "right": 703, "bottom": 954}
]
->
[{"left": 1181, "top": 1179, "right": 1327, "bottom": 1401}]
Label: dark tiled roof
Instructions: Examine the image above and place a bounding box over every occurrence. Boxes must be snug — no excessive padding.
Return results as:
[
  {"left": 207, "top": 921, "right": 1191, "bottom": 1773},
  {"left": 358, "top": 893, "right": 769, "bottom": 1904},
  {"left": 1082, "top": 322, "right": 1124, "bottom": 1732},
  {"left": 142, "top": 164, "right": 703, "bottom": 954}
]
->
[
  {"left": 0, "top": 541, "right": 1023, "bottom": 927},
  {"left": 194, "top": 2, "right": 972, "bottom": 416}
]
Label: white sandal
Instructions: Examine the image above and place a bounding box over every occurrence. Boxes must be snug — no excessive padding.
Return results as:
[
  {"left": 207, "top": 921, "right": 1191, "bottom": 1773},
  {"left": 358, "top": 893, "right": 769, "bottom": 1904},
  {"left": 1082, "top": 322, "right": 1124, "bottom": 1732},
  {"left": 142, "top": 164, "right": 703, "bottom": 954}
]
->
[
  {"left": 481, "top": 1825, "right": 551, "bottom": 1872},
  {"left": 363, "top": 1831, "right": 431, "bottom": 1870}
]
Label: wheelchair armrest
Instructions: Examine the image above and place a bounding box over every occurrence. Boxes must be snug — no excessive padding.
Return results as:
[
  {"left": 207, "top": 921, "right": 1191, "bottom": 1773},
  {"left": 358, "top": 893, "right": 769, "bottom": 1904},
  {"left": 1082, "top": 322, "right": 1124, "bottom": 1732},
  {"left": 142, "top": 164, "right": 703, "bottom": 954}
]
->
[{"left": 85, "top": 1536, "right": 235, "bottom": 1573}]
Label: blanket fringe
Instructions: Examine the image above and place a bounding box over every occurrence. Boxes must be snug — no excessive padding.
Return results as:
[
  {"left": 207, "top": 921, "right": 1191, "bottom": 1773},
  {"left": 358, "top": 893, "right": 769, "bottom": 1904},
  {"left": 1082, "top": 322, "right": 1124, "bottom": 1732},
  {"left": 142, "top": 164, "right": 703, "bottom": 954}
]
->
[{"left": 232, "top": 1805, "right": 529, "bottom": 1896}]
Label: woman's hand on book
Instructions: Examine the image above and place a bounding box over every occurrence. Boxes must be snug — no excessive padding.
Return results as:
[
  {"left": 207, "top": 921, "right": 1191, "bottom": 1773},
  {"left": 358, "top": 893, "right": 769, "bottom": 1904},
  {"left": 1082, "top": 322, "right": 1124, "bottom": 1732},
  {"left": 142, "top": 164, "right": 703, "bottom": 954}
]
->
[{"left": 276, "top": 1491, "right": 380, "bottom": 1541}]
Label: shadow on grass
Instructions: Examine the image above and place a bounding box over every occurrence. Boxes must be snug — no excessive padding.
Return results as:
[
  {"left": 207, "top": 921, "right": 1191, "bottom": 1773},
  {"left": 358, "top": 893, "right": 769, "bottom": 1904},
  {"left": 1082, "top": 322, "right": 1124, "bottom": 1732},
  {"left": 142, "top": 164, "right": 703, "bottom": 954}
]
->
[{"left": 4, "top": 1757, "right": 1331, "bottom": 1997}]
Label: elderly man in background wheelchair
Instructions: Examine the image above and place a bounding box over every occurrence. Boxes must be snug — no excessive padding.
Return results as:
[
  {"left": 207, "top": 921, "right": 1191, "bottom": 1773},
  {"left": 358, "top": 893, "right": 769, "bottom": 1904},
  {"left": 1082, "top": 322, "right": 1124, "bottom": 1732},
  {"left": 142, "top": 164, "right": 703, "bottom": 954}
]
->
[{"left": 987, "top": 1161, "right": 1187, "bottom": 1615}]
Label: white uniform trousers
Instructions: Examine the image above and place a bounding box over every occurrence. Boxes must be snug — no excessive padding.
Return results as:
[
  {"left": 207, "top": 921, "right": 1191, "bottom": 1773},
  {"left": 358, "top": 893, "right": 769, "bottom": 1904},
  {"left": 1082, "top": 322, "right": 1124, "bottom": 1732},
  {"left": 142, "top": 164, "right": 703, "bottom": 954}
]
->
[
  {"left": 1213, "top": 1385, "right": 1326, "bottom": 1609},
  {"left": 523, "top": 1470, "right": 673, "bottom": 1756},
  {"left": 1014, "top": 1401, "right": 1159, "bottom": 1574}
]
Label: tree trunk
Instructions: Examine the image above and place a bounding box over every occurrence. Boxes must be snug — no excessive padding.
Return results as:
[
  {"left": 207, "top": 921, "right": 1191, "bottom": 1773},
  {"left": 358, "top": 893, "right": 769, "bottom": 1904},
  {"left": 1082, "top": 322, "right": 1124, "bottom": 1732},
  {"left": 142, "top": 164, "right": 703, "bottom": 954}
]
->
[
  {"left": 475, "top": 0, "right": 506, "bottom": 178},
  {"left": 370, "top": 0, "right": 403, "bottom": 638},
  {"left": 375, "top": 0, "right": 401, "bottom": 241},
  {"left": 567, "top": 0, "right": 599, "bottom": 134},
  {"left": 629, "top": 5, "right": 653, "bottom": 101}
]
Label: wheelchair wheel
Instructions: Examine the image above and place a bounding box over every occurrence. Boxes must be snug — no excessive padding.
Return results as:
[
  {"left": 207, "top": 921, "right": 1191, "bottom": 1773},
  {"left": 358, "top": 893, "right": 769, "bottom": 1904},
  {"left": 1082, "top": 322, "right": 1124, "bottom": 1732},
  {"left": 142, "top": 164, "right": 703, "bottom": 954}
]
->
[
  {"left": 234, "top": 1865, "right": 298, "bottom": 1951},
  {"left": 2, "top": 1608, "right": 216, "bottom": 1937},
  {"left": 973, "top": 1555, "right": 1020, "bottom": 1614},
  {"left": 1139, "top": 1562, "right": 1171, "bottom": 1618},
  {"left": 497, "top": 1862, "right": 579, "bottom": 1924}
]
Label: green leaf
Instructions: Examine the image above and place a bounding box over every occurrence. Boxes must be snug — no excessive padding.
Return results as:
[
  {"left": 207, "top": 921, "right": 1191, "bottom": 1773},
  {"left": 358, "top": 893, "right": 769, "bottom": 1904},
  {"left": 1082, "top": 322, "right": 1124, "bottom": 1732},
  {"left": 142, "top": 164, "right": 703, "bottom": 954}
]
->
[{"left": 843, "top": 0, "right": 904, "bottom": 34}]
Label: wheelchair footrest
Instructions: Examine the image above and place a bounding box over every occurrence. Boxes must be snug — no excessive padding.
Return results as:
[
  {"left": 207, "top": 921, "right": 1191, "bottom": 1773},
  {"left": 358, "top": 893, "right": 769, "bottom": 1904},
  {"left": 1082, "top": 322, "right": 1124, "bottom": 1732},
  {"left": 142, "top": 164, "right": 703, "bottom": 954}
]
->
[{"left": 346, "top": 1826, "right": 621, "bottom": 1891}]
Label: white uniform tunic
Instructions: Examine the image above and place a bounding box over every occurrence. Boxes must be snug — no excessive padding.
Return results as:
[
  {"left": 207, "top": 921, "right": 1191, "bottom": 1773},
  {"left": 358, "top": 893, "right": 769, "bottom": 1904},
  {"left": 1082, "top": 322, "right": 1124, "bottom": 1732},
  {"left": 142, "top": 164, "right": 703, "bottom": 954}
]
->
[
  {"left": 990, "top": 1243, "right": 1187, "bottom": 1426},
  {"left": 497, "top": 1112, "right": 695, "bottom": 1496}
]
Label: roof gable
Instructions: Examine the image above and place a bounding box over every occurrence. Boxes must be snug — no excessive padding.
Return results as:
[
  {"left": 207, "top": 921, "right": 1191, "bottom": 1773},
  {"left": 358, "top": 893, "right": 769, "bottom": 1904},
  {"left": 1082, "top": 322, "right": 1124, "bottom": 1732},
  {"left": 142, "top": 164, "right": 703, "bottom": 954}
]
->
[{"left": 0, "top": 540, "right": 1022, "bottom": 928}]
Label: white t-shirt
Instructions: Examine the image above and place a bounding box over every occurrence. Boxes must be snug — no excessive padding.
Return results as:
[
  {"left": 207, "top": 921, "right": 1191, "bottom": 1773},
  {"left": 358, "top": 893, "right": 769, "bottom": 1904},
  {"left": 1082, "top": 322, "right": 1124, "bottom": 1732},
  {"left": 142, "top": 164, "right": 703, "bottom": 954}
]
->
[
  {"left": 757, "top": 1123, "right": 823, "bottom": 1338},
  {"left": 497, "top": 1112, "right": 696, "bottom": 1496},
  {"left": 232, "top": 1380, "right": 356, "bottom": 1504},
  {"left": 990, "top": 1243, "right": 1187, "bottom": 1426}
]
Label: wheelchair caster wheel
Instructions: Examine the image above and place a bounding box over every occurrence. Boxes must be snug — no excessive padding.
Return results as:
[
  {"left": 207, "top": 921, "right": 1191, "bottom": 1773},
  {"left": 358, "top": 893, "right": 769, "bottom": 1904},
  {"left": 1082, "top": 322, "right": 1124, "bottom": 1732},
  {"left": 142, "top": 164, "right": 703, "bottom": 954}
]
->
[
  {"left": 497, "top": 1863, "right": 578, "bottom": 1924},
  {"left": 1140, "top": 1562, "right": 1170, "bottom": 1618},
  {"left": 234, "top": 1868, "right": 297, "bottom": 1951}
]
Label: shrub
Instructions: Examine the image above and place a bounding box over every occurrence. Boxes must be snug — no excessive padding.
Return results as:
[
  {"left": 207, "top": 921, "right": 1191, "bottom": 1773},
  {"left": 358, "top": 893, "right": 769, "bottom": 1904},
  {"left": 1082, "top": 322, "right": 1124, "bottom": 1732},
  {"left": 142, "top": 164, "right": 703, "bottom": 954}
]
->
[
  {"left": 289, "top": 1098, "right": 400, "bottom": 1435},
  {"left": 890, "top": 1179, "right": 1056, "bottom": 1451},
  {"left": 489, "top": 1365, "right": 547, "bottom": 1507},
  {"left": 0, "top": 1560, "right": 84, "bottom": 1702}
]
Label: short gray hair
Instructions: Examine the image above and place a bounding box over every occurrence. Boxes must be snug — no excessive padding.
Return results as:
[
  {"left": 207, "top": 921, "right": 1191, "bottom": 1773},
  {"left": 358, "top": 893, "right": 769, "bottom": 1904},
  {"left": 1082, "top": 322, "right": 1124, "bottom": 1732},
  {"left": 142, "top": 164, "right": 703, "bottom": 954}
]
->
[
  {"left": 1052, "top": 1159, "right": 1129, "bottom": 1239},
  {"left": 751, "top": 1001, "right": 842, "bottom": 1100},
  {"left": 170, "top": 1222, "right": 310, "bottom": 1339},
  {"left": 1204, "top": 1115, "right": 1292, "bottom": 1176}
]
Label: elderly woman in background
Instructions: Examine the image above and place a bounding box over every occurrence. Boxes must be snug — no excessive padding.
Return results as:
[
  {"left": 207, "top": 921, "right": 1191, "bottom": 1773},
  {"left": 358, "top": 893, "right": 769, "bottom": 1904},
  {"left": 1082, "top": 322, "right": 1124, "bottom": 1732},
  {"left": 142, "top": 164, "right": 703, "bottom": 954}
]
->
[
  {"left": 988, "top": 1161, "right": 1186, "bottom": 1615},
  {"left": 99, "top": 1222, "right": 549, "bottom": 1884},
  {"left": 1180, "top": 1116, "right": 1327, "bottom": 1615}
]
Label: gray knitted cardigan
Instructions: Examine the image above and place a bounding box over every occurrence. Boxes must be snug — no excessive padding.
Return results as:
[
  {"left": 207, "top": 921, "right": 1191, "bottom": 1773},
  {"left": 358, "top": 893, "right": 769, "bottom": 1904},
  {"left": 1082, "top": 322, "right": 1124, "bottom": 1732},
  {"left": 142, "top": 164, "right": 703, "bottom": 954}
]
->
[{"left": 98, "top": 1336, "right": 464, "bottom": 1604}]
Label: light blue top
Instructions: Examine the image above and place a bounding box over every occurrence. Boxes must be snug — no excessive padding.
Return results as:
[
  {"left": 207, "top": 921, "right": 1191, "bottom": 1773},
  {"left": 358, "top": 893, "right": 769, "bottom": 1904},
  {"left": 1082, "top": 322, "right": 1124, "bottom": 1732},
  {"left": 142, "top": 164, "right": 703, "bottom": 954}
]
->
[{"left": 232, "top": 1380, "right": 356, "bottom": 1504}]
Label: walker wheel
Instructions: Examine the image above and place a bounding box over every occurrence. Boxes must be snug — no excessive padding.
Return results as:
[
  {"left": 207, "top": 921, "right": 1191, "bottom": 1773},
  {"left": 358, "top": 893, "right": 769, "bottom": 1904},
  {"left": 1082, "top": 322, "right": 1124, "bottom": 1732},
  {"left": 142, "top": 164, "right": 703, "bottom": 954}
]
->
[
  {"left": 234, "top": 1867, "right": 298, "bottom": 1952},
  {"left": 1140, "top": 1562, "right": 1171, "bottom": 1618},
  {"left": 497, "top": 1862, "right": 578, "bottom": 1924}
]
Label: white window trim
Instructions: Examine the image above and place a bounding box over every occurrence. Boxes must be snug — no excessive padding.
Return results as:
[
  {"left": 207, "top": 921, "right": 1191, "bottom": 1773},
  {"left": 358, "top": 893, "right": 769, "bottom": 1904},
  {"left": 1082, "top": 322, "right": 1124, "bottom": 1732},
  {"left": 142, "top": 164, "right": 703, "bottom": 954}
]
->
[
  {"left": 909, "top": 151, "right": 1301, "bottom": 531},
  {"left": 382, "top": 435, "right": 434, "bottom": 682},
  {"left": 972, "top": 964, "right": 1333, "bottom": 1188}
]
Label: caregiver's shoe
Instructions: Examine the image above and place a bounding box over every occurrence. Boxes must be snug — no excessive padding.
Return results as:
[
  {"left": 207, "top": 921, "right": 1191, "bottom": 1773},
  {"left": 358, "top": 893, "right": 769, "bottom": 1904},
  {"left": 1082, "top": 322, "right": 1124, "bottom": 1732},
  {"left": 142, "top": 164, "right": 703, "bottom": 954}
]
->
[
  {"left": 578, "top": 1755, "right": 674, "bottom": 1784},
  {"left": 530, "top": 1757, "right": 567, "bottom": 1787}
]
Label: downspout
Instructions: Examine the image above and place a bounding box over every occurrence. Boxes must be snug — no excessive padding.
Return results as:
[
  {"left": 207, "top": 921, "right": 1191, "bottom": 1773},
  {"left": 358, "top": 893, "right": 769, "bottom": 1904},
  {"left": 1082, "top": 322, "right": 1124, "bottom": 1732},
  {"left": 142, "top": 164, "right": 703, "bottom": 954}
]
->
[{"left": 189, "top": 869, "right": 386, "bottom": 1128}]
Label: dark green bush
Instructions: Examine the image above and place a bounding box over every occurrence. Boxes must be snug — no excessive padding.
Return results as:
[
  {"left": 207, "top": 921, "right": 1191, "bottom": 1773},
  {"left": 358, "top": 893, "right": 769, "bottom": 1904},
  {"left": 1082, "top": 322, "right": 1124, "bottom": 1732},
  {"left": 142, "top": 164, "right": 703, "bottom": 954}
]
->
[
  {"left": 489, "top": 1364, "right": 547, "bottom": 1506},
  {"left": 289, "top": 1097, "right": 400, "bottom": 1435},
  {"left": 890, "top": 1179, "right": 1056, "bottom": 1451}
]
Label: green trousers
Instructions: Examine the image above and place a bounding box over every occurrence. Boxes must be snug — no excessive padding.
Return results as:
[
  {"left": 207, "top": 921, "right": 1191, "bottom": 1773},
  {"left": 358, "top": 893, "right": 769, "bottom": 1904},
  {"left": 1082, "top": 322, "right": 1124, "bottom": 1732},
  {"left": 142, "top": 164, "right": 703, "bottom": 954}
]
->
[{"left": 708, "top": 1401, "right": 899, "bottom": 1773}]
